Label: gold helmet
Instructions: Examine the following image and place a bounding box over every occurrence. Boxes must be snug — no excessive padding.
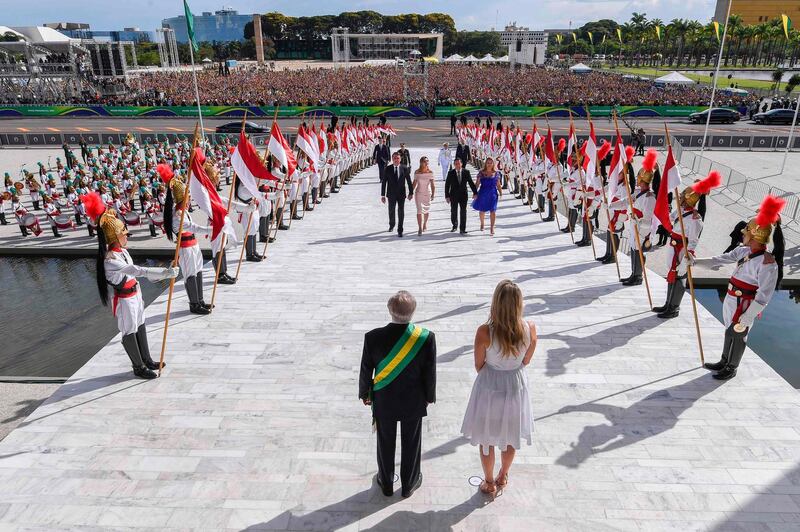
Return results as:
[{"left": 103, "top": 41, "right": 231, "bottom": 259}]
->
[
  {"left": 82, "top": 192, "right": 127, "bottom": 246},
  {"left": 156, "top": 163, "right": 186, "bottom": 205},
  {"left": 680, "top": 170, "right": 722, "bottom": 209},
  {"left": 744, "top": 195, "right": 786, "bottom": 245},
  {"left": 636, "top": 148, "right": 658, "bottom": 185},
  {"left": 204, "top": 160, "right": 219, "bottom": 187}
]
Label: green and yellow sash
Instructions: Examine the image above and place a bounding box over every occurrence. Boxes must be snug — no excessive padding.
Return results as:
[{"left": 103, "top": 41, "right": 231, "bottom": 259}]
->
[{"left": 373, "top": 323, "right": 430, "bottom": 392}]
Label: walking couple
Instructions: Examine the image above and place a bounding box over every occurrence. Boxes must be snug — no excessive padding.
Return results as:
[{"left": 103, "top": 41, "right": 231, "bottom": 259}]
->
[{"left": 359, "top": 280, "right": 537, "bottom": 498}]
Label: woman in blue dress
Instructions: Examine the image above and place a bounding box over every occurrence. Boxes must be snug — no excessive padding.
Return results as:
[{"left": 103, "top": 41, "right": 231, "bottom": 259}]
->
[{"left": 471, "top": 157, "right": 503, "bottom": 236}]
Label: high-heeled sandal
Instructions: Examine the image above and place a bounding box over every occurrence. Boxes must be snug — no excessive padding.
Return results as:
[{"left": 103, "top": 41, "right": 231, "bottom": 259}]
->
[
  {"left": 495, "top": 474, "right": 508, "bottom": 489},
  {"left": 479, "top": 480, "right": 497, "bottom": 495}
]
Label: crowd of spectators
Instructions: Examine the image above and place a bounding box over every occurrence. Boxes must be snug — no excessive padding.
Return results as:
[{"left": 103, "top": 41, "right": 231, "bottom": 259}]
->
[{"left": 2, "top": 63, "right": 752, "bottom": 108}]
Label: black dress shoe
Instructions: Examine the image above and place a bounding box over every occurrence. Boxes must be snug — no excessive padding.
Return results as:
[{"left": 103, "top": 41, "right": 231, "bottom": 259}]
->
[
  {"left": 657, "top": 308, "right": 679, "bottom": 319},
  {"left": 460, "top": 231, "right": 468, "bottom": 235},
  {"left": 398, "top": 232, "right": 403, "bottom": 238},
  {"left": 189, "top": 303, "right": 211, "bottom": 315},
  {"left": 713, "top": 366, "right": 738, "bottom": 380},
  {"left": 218, "top": 274, "right": 236, "bottom": 285},
  {"left": 451, "top": 226, "right": 457, "bottom": 232},
  {"left": 200, "top": 301, "right": 214, "bottom": 310},
  {"left": 619, "top": 276, "right": 632, "bottom": 284},
  {"left": 388, "top": 226, "right": 394, "bottom": 233},
  {"left": 133, "top": 366, "right": 158, "bottom": 379},
  {"left": 376, "top": 476, "right": 393, "bottom": 496},
  {"left": 268, "top": 237, "right": 276, "bottom": 243},
  {"left": 601, "top": 256, "right": 616, "bottom": 265},
  {"left": 278, "top": 223, "right": 289, "bottom": 230},
  {"left": 622, "top": 278, "right": 642, "bottom": 286},
  {"left": 402, "top": 473, "right": 422, "bottom": 498},
  {"left": 560, "top": 227, "right": 570, "bottom": 233},
  {"left": 292, "top": 214, "right": 303, "bottom": 220},
  {"left": 703, "top": 360, "right": 726, "bottom": 371},
  {"left": 144, "top": 360, "right": 164, "bottom": 371},
  {"left": 575, "top": 240, "right": 590, "bottom": 247},
  {"left": 246, "top": 255, "right": 263, "bottom": 262},
  {"left": 259, "top": 235, "right": 268, "bottom": 243},
  {"left": 652, "top": 304, "right": 668, "bottom": 313}
]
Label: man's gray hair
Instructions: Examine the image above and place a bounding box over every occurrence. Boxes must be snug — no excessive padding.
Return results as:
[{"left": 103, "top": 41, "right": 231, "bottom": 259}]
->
[{"left": 387, "top": 290, "right": 417, "bottom": 323}]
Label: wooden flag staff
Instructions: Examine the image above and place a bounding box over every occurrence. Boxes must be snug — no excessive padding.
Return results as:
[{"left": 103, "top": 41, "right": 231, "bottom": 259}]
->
[
  {"left": 158, "top": 123, "right": 200, "bottom": 377},
  {"left": 613, "top": 111, "right": 653, "bottom": 308},
  {"left": 570, "top": 112, "right": 598, "bottom": 259},
  {"left": 665, "top": 124, "right": 705, "bottom": 365},
  {"left": 545, "top": 116, "right": 574, "bottom": 239}
]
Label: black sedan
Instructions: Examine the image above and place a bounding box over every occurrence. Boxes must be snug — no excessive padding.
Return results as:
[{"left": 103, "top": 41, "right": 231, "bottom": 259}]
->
[
  {"left": 688, "top": 108, "right": 741, "bottom": 124},
  {"left": 215, "top": 121, "right": 269, "bottom": 133},
  {"left": 752, "top": 108, "right": 799, "bottom": 125}
]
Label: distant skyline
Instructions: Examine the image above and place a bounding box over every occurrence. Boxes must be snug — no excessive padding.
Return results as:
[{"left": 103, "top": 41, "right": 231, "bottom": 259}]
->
[{"left": 4, "top": 0, "right": 717, "bottom": 32}]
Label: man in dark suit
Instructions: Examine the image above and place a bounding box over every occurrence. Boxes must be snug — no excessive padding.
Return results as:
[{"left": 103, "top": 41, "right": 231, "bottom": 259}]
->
[
  {"left": 450, "top": 114, "right": 457, "bottom": 135},
  {"left": 359, "top": 291, "right": 436, "bottom": 498},
  {"left": 373, "top": 137, "right": 390, "bottom": 181},
  {"left": 444, "top": 158, "right": 477, "bottom": 234},
  {"left": 455, "top": 139, "right": 470, "bottom": 167},
  {"left": 381, "top": 152, "right": 413, "bottom": 237}
]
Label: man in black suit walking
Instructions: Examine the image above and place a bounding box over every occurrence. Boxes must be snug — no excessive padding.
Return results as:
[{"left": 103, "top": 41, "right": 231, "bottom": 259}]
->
[
  {"left": 398, "top": 143, "right": 411, "bottom": 167},
  {"left": 455, "top": 139, "right": 470, "bottom": 167},
  {"left": 360, "top": 290, "right": 436, "bottom": 498},
  {"left": 381, "top": 152, "right": 413, "bottom": 237},
  {"left": 444, "top": 158, "right": 477, "bottom": 235},
  {"left": 373, "top": 137, "right": 390, "bottom": 181},
  {"left": 450, "top": 114, "right": 457, "bottom": 135}
]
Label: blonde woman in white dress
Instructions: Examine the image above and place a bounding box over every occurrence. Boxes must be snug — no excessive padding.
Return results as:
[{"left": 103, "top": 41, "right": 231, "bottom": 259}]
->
[
  {"left": 412, "top": 156, "right": 435, "bottom": 236},
  {"left": 461, "top": 280, "right": 537, "bottom": 495}
]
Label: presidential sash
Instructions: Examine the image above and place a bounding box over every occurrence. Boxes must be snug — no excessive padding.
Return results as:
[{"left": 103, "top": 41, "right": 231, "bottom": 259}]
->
[{"left": 373, "top": 323, "right": 430, "bottom": 392}]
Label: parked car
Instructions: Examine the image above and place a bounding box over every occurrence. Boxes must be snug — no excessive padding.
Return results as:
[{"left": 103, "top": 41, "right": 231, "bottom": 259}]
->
[
  {"left": 215, "top": 121, "right": 268, "bottom": 133},
  {"left": 688, "top": 108, "right": 740, "bottom": 124},
  {"left": 752, "top": 108, "right": 799, "bottom": 125}
]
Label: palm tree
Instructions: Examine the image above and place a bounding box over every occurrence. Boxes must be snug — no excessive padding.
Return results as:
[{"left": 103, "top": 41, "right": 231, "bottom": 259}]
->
[
  {"left": 723, "top": 14, "right": 743, "bottom": 66},
  {"left": 668, "top": 18, "right": 689, "bottom": 66}
]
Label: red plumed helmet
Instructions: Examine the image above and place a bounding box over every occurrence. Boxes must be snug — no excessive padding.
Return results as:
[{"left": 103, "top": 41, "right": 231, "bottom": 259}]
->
[
  {"left": 156, "top": 163, "right": 174, "bottom": 183},
  {"left": 642, "top": 148, "right": 658, "bottom": 172},
  {"left": 597, "top": 140, "right": 612, "bottom": 161},
  {"left": 81, "top": 191, "right": 105, "bottom": 221},
  {"left": 756, "top": 195, "right": 786, "bottom": 228},
  {"left": 229, "top": 146, "right": 236, "bottom": 154},
  {"left": 557, "top": 138, "right": 566, "bottom": 153},
  {"left": 625, "top": 146, "right": 635, "bottom": 160},
  {"left": 691, "top": 170, "right": 722, "bottom": 195}
]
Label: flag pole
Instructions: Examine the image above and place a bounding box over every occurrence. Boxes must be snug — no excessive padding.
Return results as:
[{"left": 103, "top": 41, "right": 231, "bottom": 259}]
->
[
  {"left": 700, "top": 0, "right": 732, "bottom": 156},
  {"left": 209, "top": 111, "right": 246, "bottom": 309},
  {"left": 613, "top": 111, "right": 653, "bottom": 308},
  {"left": 665, "top": 124, "right": 705, "bottom": 365},
  {"left": 531, "top": 117, "right": 544, "bottom": 222},
  {"left": 286, "top": 112, "right": 305, "bottom": 231},
  {"left": 570, "top": 112, "right": 598, "bottom": 259},
  {"left": 158, "top": 122, "right": 200, "bottom": 377},
  {"left": 587, "top": 109, "right": 621, "bottom": 279},
  {"left": 261, "top": 105, "right": 284, "bottom": 258},
  {"left": 187, "top": 37, "right": 205, "bottom": 141},
  {"left": 546, "top": 116, "right": 574, "bottom": 239}
]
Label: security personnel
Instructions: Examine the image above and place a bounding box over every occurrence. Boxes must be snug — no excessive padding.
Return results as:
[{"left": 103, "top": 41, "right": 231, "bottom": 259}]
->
[{"left": 694, "top": 195, "right": 785, "bottom": 380}]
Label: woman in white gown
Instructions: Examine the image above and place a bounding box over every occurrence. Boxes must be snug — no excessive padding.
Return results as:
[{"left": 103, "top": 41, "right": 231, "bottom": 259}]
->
[{"left": 461, "top": 280, "right": 537, "bottom": 495}]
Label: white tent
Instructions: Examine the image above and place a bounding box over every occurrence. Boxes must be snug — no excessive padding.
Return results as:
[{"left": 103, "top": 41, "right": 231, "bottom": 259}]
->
[
  {"left": 444, "top": 54, "right": 463, "bottom": 62},
  {"left": 11, "top": 26, "right": 71, "bottom": 43},
  {"left": 654, "top": 71, "right": 694, "bottom": 85},
  {"left": 463, "top": 54, "right": 478, "bottom": 62},
  {"left": 479, "top": 54, "right": 496, "bottom": 62},
  {"left": 497, "top": 55, "right": 509, "bottom": 62},
  {"left": 569, "top": 62, "right": 592, "bottom": 73}
]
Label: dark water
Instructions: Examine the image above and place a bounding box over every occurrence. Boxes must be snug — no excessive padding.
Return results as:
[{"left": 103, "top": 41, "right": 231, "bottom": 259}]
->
[
  {"left": 695, "top": 288, "right": 800, "bottom": 388},
  {"left": 0, "top": 257, "right": 168, "bottom": 378}
]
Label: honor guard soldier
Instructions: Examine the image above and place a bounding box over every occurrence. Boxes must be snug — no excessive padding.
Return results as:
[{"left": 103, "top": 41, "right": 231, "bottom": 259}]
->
[
  {"left": 232, "top": 173, "right": 265, "bottom": 262},
  {"left": 652, "top": 171, "right": 721, "bottom": 319},
  {"left": 611, "top": 148, "right": 657, "bottom": 286},
  {"left": 694, "top": 195, "right": 785, "bottom": 380},
  {"left": 83, "top": 191, "right": 179, "bottom": 380},
  {"left": 0, "top": 190, "right": 9, "bottom": 225},
  {"left": 161, "top": 164, "right": 213, "bottom": 316},
  {"left": 597, "top": 146, "right": 634, "bottom": 264}
]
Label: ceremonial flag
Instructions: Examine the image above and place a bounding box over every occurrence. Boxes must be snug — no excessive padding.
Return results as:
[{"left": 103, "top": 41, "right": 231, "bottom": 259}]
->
[
  {"left": 585, "top": 122, "right": 599, "bottom": 189},
  {"left": 567, "top": 122, "right": 577, "bottom": 161},
  {"left": 608, "top": 131, "right": 627, "bottom": 199},
  {"left": 602, "top": 34, "right": 606, "bottom": 44},
  {"left": 654, "top": 25, "right": 661, "bottom": 41},
  {"left": 572, "top": 32, "right": 577, "bottom": 44},
  {"left": 297, "top": 126, "right": 318, "bottom": 171},
  {"left": 231, "top": 131, "right": 278, "bottom": 199},
  {"left": 617, "top": 28, "right": 623, "bottom": 43},
  {"left": 713, "top": 21, "right": 721, "bottom": 42},
  {"left": 189, "top": 148, "right": 228, "bottom": 241},
  {"left": 654, "top": 145, "right": 680, "bottom": 232},
  {"left": 183, "top": 0, "right": 199, "bottom": 52},
  {"left": 544, "top": 128, "right": 557, "bottom": 167},
  {"left": 588, "top": 31, "right": 594, "bottom": 45},
  {"left": 783, "top": 14, "right": 792, "bottom": 39},
  {"left": 268, "top": 121, "right": 297, "bottom": 177},
  {"left": 556, "top": 34, "right": 563, "bottom": 45}
]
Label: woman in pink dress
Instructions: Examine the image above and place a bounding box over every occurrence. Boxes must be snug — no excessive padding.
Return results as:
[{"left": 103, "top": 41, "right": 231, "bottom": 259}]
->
[{"left": 412, "top": 156, "right": 436, "bottom": 236}]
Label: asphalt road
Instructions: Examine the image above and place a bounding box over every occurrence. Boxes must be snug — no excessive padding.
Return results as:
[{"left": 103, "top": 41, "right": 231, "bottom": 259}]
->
[{"left": 0, "top": 116, "right": 795, "bottom": 139}]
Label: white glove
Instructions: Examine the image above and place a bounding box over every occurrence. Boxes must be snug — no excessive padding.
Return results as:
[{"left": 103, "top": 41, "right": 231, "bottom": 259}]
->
[
  {"left": 143, "top": 266, "right": 179, "bottom": 281},
  {"left": 737, "top": 302, "right": 764, "bottom": 328}
]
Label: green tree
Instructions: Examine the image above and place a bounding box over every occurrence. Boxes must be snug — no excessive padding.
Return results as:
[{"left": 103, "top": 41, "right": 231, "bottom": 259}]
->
[{"left": 446, "top": 31, "right": 504, "bottom": 57}]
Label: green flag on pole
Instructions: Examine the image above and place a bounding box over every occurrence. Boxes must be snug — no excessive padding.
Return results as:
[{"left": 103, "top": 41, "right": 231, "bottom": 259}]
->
[
  {"left": 782, "top": 14, "right": 792, "bottom": 39},
  {"left": 184, "top": 0, "right": 199, "bottom": 52}
]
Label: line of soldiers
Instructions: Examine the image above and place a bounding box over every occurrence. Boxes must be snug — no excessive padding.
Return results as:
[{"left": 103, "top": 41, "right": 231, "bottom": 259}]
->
[
  {"left": 82, "top": 122, "right": 384, "bottom": 379},
  {"left": 457, "top": 121, "right": 785, "bottom": 381}
]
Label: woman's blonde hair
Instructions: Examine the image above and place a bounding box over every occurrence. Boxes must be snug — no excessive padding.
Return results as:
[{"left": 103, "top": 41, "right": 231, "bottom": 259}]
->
[
  {"left": 481, "top": 157, "right": 495, "bottom": 175},
  {"left": 416, "top": 156, "right": 429, "bottom": 173},
  {"left": 487, "top": 280, "right": 526, "bottom": 357}
]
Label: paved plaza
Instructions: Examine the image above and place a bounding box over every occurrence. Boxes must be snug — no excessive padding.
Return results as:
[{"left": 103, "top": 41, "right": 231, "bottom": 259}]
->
[{"left": 0, "top": 149, "right": 799, "bottom": 530}]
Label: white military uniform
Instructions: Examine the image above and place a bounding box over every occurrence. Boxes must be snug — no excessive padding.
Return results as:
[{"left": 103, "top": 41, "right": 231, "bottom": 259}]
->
[
  {"left": 104, "top": 247, "right": 170, "bottom": 335},
  {"left": 172, "top": 208, "right": 209, "bottom": 277},
  {"left": 438, "top": 147, "right": 452, "bottom": 180},
  {"left": 611, "top": 186, "right": 656, "bottom": 251},
  {"left": 664, "top": 209, "right": 703, "bottom": 282}
]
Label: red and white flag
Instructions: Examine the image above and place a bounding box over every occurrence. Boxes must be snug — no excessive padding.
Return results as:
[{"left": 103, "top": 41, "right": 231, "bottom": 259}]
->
[
  {"left": 231, "top": 131, "right": 279, "bottom": 200},
  {"left": 654, "top": 145, "right": 680, "bottom": 232},
  {"left": 608, "top": 131, "right": 627, "bottom": 199},
  {"left": 189, "top": 148, "right": 229, "bottom": 242},
  {"left": 584, "top": 122, "right": 599, "bottom": 189},
  {"left": 268, "top": 121, "right": 297, "bottom": 178},
  {"left": 296, "top": 126, "right": 318, "bottom": 172}
]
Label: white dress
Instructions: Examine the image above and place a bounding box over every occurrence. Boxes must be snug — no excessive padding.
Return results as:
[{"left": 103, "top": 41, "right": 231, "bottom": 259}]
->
[{"left": 460, "top": 322, "right": 533, "bottom": 454}]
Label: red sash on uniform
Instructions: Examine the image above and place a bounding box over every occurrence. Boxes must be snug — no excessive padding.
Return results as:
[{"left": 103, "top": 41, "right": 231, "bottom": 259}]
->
[
  {"left": 112, "top": 278, "right": 138, "bottom": 317},
  {"left": 728, "top": 277, "right": 758, "bottom": 324},
  {"left": 179, "top": 232, "right": 197, "bottom": 248},
  {"left": 667, "top": 232, "right": 686, "bottom": 283}
]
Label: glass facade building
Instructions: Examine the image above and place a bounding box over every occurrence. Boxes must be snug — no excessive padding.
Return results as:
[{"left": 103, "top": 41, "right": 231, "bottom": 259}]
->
[{"left": 162, "top": 8, "right": 251, "bottom": 43}]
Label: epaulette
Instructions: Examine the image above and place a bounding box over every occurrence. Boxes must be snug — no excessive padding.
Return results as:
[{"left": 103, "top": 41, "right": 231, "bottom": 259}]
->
[{"left": 763, "top": 252, "right": 775, "bottom": 264}]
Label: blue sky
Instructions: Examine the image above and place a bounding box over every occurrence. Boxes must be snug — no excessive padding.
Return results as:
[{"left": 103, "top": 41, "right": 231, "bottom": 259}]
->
[{"left": 5, "top": 0, "right": 717, "bottom": 31}]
